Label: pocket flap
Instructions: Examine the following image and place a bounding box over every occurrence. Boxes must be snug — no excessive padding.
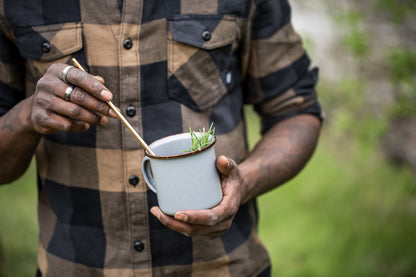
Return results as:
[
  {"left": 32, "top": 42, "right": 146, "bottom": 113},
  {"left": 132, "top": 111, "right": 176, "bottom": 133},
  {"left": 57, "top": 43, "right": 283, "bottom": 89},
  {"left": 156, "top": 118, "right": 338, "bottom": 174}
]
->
[
  {"left": 167, "top": 14, "right": 237, "bottom": 50},
  {"left": 15, "top": 22, "right": 83, "bottom": 61}
]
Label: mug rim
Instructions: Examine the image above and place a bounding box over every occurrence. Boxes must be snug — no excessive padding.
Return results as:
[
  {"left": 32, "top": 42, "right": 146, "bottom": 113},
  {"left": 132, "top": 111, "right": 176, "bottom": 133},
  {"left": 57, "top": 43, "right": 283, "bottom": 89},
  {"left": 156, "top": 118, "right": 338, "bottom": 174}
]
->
[{"left": 145, "top": 132, "right": 217, "bottom": 160}]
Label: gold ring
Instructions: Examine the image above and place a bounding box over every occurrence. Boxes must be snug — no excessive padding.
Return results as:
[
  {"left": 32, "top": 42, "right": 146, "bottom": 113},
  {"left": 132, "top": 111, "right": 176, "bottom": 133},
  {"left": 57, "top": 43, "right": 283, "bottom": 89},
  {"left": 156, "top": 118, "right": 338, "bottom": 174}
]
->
[
  {"left": 64, "top": 85, "right": 74, "bottom": 102},
  {"left": 62, "top": 65, "right": 74, "bottom": 83}
]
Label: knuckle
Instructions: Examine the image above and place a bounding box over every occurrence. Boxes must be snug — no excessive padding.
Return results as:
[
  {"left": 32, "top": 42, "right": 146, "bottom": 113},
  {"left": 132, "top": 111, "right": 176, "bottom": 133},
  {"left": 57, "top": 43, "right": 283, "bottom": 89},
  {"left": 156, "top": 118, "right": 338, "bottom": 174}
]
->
[
  {"left": 70, "top": 70, "right": 86, "bottom": 84},
  {"left": 61, "top": 121, "right": 73, "bottom": 132},
  {"left": 37, "top": 96, "right": 53, "bottom": 110},
  {"left": 32, "top": 112, "right": 47, "bottom": 125},
  {"left": 96, "top": 101, "right": 108, "bottom": 114},
  {"left": 32, "top": 112, "right": 51, "bottom": 134},
  {"left": 36, "top": 77, "right": 48, "bottom": 89},
  {"left": 93, "top": 115, "right": 104, "bottom": 126},
  {"left": 36, "top": 76, "right": 54, "bottom": 92},
  {"left": 46, "top": 63, "right": 59, "bottom": 74},
  {"left": 68, "top": 105, "right": 82, "bottom": 118},
  {"left": 36, "top": 76, "right": 61, "bottom": 96},
  {"left": 207, "top": 213, "right": 219, "bottom": 226},
  {"left": 71, "top": 87, "right": 86, "bottom": 103},
  {"left": 90, "top": 80, "right": 103, "bottom": 93}
]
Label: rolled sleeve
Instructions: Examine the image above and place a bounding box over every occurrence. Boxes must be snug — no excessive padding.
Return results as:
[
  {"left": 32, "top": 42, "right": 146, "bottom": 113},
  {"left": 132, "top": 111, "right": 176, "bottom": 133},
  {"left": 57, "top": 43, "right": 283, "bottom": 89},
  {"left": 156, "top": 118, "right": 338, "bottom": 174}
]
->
[{"left": 243, "top": 0, "right": 323, "bottom": 133}]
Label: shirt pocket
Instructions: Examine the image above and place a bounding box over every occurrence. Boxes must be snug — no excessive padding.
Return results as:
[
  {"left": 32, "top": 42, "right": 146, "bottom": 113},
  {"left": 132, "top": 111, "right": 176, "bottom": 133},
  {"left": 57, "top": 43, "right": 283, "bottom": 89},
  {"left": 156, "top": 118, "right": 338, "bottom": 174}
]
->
[
  {"left": 167, "top": 14, "right": 239, "bottom": 111},
  {"left": 14, "top": 22, "right": 83, "bottom": 73}
]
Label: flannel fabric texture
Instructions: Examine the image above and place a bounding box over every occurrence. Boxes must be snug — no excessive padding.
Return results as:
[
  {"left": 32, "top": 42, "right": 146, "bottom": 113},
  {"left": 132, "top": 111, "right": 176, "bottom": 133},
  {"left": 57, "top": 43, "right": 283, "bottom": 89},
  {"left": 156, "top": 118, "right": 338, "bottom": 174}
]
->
[{"left": 0, "top": 0, "right": 322, "bottom": 276}]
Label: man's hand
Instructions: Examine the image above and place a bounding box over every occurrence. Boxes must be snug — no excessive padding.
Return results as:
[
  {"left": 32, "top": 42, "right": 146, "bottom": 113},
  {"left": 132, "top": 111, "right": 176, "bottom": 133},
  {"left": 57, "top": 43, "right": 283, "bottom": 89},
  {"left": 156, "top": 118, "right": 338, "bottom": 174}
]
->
[
  {"left": 31, "top": 63, "right": 117, "bottom": 134},
  {"left": 150, "top": 155, "right": 243, "bottom": 240}
]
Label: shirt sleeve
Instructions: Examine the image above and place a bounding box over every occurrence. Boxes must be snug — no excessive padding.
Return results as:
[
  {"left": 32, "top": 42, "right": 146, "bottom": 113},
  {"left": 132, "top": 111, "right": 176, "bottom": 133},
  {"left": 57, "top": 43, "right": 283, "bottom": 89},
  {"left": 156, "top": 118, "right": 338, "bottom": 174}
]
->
[
  {"left": 242, "top": 0, "right": 323, "bottom": 133},
  {"left": 0, "top": 20, "right": 25, "bottom": 116}
]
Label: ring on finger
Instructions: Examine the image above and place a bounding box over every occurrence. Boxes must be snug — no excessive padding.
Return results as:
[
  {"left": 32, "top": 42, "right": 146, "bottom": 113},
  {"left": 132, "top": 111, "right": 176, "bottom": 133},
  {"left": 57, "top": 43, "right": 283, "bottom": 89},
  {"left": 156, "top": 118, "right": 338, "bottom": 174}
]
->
[
  {"left": 64, "top": 85, "right": 74, "bottom": 102},
  {"left": 62, "top": 65, "right": 74, "bottom": 83}
]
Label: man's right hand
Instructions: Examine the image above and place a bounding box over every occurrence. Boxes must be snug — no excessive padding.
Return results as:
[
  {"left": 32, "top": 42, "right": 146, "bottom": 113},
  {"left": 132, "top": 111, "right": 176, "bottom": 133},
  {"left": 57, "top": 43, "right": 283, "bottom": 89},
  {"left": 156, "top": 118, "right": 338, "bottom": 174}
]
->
[{"left": 31, "top": 63, "right": 117, "bottom": 134}]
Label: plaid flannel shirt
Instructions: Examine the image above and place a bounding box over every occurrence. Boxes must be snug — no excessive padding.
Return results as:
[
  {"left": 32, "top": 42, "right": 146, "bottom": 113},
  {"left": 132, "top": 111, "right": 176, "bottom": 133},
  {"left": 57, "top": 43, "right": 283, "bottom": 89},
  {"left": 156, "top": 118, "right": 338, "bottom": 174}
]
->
[{"left": 0, "top": 0, "right": 322, "bottom": 276}]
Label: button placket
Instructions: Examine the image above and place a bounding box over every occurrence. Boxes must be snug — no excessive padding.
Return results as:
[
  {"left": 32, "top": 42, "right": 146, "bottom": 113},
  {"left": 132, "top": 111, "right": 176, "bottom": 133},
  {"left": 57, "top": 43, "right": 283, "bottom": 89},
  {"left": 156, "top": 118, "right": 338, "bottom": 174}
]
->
[{"left": 119, "top": 3, "right": 149, "bottom": 266}]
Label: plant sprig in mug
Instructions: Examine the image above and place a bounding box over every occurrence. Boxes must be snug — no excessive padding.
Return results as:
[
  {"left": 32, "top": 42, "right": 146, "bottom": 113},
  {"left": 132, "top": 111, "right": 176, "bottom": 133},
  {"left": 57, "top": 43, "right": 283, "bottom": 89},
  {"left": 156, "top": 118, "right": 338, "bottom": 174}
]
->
[{"left": 183, "top": 123, "right": 215, "bottom": 152}]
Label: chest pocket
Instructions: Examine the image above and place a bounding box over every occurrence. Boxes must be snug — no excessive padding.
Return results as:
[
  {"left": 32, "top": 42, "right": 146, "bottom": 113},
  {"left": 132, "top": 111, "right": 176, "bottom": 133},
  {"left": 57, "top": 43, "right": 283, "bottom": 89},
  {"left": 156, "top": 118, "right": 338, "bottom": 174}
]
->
[
  {"left": 14, "top": 22, "right": 83, "bottom": 75},
  {"left": 167, "top": 14, "right": 240, "bottom": 112}
]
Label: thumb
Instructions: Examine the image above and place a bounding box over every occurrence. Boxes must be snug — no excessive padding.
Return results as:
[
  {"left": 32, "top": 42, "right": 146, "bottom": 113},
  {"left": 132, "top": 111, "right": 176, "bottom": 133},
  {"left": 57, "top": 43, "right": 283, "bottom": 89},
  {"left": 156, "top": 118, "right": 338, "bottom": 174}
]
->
[{"left": 216, "top": 155, "right": 234, "bottom": 176}]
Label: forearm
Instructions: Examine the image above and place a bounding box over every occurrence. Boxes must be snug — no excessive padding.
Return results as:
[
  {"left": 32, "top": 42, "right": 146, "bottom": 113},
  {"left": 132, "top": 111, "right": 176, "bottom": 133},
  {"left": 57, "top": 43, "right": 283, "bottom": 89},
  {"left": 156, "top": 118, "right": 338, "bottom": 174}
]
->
[
  {"left": 239, "top": 114, "right": 321, "bottom": 204},
  {"left": 0, "top": 97, "right": 42, "bottom": 184}
]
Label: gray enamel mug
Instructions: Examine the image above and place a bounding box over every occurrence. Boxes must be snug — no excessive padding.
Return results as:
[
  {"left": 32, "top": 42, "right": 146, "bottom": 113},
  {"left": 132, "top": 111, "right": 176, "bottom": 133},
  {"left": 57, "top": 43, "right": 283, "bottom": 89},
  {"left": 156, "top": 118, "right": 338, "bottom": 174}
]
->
[{"left": 141, "top": 132, "right": 223, "bottom": 215}]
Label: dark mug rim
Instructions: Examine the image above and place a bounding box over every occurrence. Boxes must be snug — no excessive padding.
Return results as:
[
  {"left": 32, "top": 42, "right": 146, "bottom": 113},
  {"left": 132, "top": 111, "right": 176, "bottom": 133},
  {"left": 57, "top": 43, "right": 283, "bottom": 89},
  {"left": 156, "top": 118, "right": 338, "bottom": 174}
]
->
[{"left": 145, "top": 132, "right": 216, "bottom": 160}]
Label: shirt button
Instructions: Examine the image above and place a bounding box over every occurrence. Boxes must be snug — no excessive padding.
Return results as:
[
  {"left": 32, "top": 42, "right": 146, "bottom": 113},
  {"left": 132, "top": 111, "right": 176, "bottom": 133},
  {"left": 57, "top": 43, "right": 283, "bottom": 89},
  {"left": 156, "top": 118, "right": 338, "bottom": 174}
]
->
[
  {"left": 41, "top": 41, "right": 51, "bottom": 53},
  {"left": 134, "top": 240, "right": 144, "bottom": 252},
  {"left": 126, "top": 105, "right": 136, "bottom": 117},
  {"left": 123, "top": 38, "right": 133, "bottom": 49},
  {"left": 201, "top": 30, "right": 211, "bottom": 41},
  {"left": 129, "top": 175, "right": 139, "bottom": 186}
]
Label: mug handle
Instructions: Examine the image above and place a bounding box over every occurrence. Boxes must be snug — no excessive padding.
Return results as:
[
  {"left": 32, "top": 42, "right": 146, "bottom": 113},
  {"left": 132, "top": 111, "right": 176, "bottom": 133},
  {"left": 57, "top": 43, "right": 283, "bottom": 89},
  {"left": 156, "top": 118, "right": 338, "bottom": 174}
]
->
[{"left": 141, "top": 156, "right": 157, "bottom": 193}]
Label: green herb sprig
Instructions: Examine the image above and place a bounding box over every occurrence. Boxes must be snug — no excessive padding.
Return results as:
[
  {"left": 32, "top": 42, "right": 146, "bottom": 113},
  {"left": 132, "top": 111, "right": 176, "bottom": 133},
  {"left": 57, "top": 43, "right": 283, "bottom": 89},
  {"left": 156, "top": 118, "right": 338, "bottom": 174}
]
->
[{"left": 183, "top": 123, "right": 215, "bottom": 152}]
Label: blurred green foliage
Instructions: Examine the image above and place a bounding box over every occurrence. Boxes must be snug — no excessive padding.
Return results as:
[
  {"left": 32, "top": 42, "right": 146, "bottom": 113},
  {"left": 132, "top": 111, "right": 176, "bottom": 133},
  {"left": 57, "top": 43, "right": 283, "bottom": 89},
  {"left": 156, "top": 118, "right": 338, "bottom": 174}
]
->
[
  {"left": 246, "top": 104, "right": 416, "bottom": 277},
  {"left": 333, "top": 10, "right": 370, "bottom": 58},
  {"left": 374, "top": 0, "right": 416, "bottom": 24},
  {"left": 318, "top": 78, "right": 389, "bottom": 156},
  {"left": 387, "top": 46, "right": 416, "bottom": 116},
  {"left": 0, "top": 161, "right": 38, "bottom": 277},
  {"left": 332, "top": 0, "right": 416, "bottom": 118}
]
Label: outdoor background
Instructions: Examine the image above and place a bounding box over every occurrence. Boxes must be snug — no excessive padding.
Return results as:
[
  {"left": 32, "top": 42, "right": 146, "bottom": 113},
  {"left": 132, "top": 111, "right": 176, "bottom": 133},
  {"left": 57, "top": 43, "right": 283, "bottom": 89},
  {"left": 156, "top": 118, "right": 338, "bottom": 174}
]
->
[{"left": 1, "top": 0, "right": 415, "bottom": 276}]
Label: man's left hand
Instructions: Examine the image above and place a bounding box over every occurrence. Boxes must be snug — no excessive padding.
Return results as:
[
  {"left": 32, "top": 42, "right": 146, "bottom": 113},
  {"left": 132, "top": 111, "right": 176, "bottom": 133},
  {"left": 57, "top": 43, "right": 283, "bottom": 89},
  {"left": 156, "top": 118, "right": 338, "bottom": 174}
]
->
[{"left": 150, "top": 155, "right": 243, "bottom": 240}]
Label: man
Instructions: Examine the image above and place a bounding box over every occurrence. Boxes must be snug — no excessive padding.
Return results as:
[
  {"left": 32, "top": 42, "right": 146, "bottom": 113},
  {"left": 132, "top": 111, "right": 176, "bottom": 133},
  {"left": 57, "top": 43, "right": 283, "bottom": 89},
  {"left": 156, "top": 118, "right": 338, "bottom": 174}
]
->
[{"left": 0, "top": 0, "right": 322, "bottom": 276}]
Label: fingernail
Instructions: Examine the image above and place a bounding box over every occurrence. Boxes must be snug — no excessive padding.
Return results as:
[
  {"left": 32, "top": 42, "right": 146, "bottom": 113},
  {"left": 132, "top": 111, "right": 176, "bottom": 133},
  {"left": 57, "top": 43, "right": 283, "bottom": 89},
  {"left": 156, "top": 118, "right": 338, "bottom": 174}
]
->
[
  {"left": 150, "top": 207, "right": 161, "bottom": 220},
  {"left": 101, "top": 89, "right": 113, "bottom": 101},
  {"left": 221, "top": 155, "right": 230, "bottom": 170},
  {"left": 175, "top": 212, "right": 188, "bottom": 223},
  {"left": 100, "top": 116, "right": 108, "bottom": 126}
]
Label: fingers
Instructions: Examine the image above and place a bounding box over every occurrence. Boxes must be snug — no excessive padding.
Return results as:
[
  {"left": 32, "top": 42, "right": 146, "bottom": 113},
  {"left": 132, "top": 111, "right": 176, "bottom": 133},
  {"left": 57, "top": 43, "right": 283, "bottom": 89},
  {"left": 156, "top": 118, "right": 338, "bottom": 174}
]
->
[
  {"left": 52, "top": 63, "right": 112, "bottom": 102},
  {"left": 67, "top": 86, "right": 116, "bottom": 118},
  {"left": 174, "top": 192, "right": 238, "bottom": 226},
  {"left": 31, "top": 109, "right": 90, "bottom": 134},
  {"left": 150, "top": 156, "right": 243, "bottom": 239},
  {"left": 150, "top": 207, "right": 231, "bottom": 239},
  {"left": 53, "top": 97, "right": 109, "bottom": 126},
  {"left": 45, "top": 64, "right": 116, "bottom": 117},
  {"left": 32, "top": 63, "right": 118, "bottom": 134},
  {"left": 65, "top": 69, "right": 112, "bottom": 102},
  {"left": 174, "top": 210, "right": 220, "bottom": 226}
]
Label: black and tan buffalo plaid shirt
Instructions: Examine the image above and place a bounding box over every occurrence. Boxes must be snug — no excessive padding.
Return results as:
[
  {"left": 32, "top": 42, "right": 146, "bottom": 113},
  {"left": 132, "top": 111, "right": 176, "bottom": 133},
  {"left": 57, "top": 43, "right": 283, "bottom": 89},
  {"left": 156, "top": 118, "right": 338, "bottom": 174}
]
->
[{"left": 0, "top": 0, "right": 322, "bottom": 276}]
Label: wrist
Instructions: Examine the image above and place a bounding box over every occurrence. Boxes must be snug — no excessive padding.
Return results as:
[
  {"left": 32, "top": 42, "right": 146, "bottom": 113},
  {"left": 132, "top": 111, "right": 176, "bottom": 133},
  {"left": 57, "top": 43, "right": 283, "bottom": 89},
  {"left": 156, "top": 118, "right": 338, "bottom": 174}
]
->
[
  {"left": 18, "top": 97, "right": 41, "bottom": 136},
  {"left": 238, "top": 163, "right": 255, "bottom": 205}
]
